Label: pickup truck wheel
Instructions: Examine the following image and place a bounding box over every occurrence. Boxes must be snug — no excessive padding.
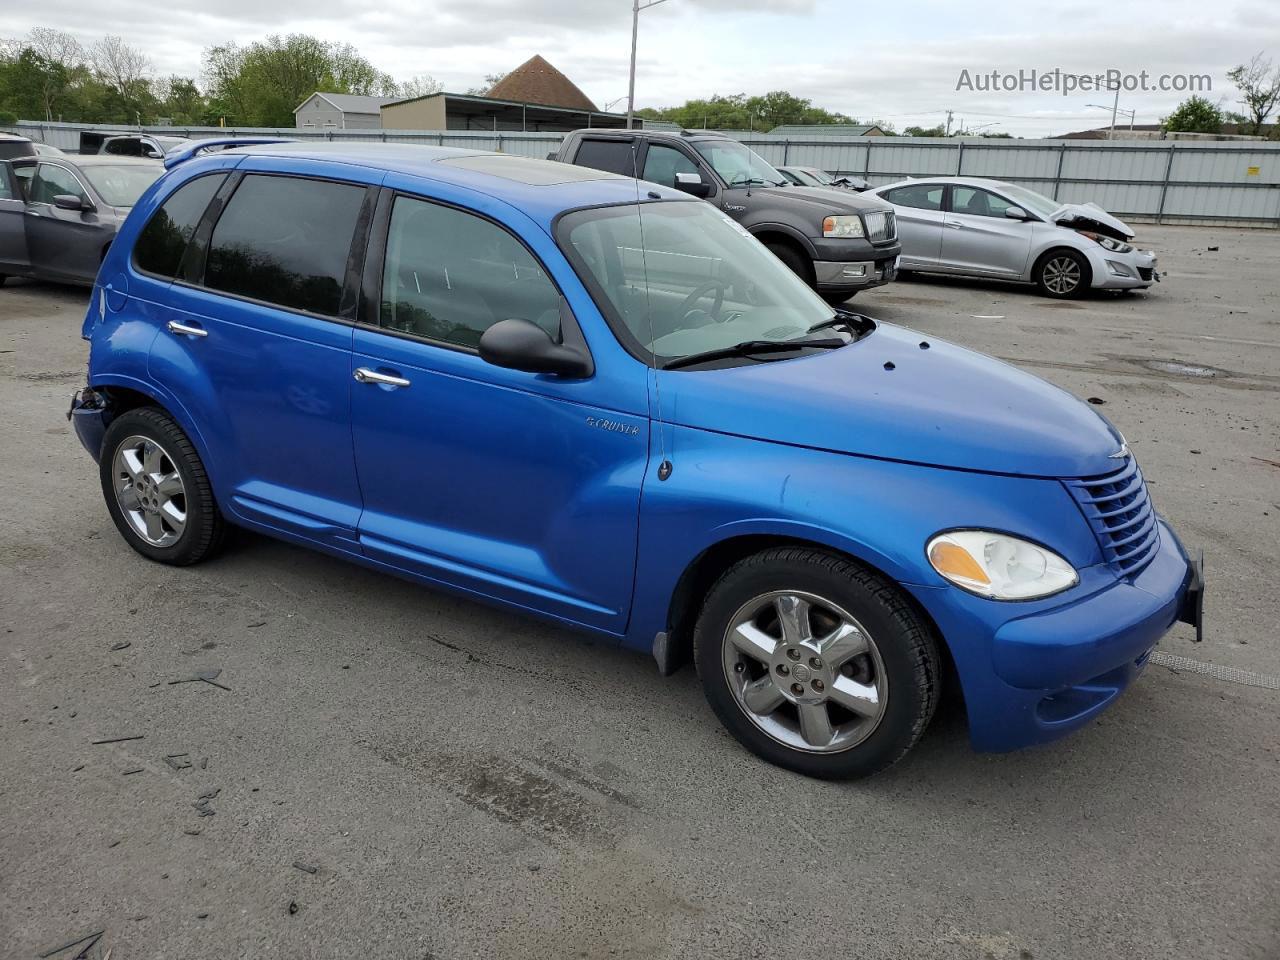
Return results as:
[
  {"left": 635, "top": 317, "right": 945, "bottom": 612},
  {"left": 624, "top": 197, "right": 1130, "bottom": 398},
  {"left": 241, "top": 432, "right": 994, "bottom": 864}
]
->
[
  {"left": 100, "top": 407, "right": 227, "bottom": 566},
  {"left": 694, "top": 547, "right": 940, "bottom": 779},
  {"left": 1035, "top": 249, "right": 1090, "bottom": 298},
  {"left": 765, "top": 242, "right": 815, "bottom": 290},
  {"left": 820, "top": 291, "right": 855, "bottom": 306}
]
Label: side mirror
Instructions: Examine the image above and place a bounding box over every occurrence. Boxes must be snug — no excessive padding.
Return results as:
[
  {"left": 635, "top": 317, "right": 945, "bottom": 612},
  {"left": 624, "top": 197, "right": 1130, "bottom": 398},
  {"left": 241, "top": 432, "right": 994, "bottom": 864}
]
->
[
  {"left": 674, "top": 172, "right": 712, "bottom": 198},
  {"left": 1004, "top": 205, "right": 1030, "bottom": 221},
  {"left": 52, "top": 194, "right": 86, "bottom": 211},
  {"left": 479, "top": 318, "right": 593, "bottom": 378}
]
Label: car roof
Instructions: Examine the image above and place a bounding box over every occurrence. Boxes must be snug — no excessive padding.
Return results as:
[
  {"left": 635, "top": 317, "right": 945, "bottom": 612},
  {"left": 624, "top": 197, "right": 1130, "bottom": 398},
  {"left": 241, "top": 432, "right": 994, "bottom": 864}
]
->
[
  {"left": 203, "top": 142, "right": 694, "bottom": 225},
  {"left": 0, "top": 133, "right": 33, "bottom": 142},
  {"left": 58, "top": 155, "right": 165, "bottom": 168},
  {"left": 877, "top": 176, "right": 1023, "bottom": 193}
]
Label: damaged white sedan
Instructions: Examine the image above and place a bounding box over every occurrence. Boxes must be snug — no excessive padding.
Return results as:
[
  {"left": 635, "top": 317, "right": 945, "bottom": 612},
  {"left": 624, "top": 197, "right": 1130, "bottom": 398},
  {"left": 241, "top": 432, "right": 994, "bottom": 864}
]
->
[{"left": 871, "top": 176, "right": 1158, "bottom": 299}]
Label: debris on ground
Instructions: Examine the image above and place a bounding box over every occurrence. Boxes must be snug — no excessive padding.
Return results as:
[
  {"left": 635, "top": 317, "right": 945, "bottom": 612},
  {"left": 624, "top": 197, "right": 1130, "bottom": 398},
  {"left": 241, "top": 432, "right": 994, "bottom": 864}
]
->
[
  {"left": 122, "top": 768, "right": 144, "bottom": 776},
  {"left": 1207, "top": 245, "right": 1219, "bottom": 251},
  {"left": 168, "top": 669, "right": 231, "bottom": 692},
  {"left": 1087, "top": 397, "right": 1106, "bottom": 405},
  {"left": 36, "top": 929, "right": 104, "bottom": 958},
  {"left": 293, "top": 861, "right": 319, "bottom": 874},
  {"left": 164, "top": 753, "right": 193, "bottom": 771},
  {"left": 288, "top": 900, "right": 299, "bottom": 914},
  {"left": 1251, "top": 456, "right": 1280, "bottom": 469},
  {"left": 91, "top": 735, "right": 143, "bottom": 745},
  {"left": 193, "top": 788, "right": 221, "bottom": 817},
  {"left": 110, "top": 641, "right": 131, "bottom": 651}
]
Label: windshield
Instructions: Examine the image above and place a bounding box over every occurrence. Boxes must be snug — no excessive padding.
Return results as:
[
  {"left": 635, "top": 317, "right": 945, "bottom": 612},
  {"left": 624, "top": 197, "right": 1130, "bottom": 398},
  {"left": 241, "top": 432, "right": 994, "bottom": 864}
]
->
[
  {"left": 692, "top": 140, "right": 787, "bottom": 187},
  {"left": 807, "top": 169, "right": 835, "bottom": 185},
  {"left": 996, "top": 182, "right": 1062, "bottom": 218},
  {"left": 81, "top": 164, "right": 162, "bottom": 207},
  {"left": 559, "top": 200, "right": 834, "bottom": 363}
]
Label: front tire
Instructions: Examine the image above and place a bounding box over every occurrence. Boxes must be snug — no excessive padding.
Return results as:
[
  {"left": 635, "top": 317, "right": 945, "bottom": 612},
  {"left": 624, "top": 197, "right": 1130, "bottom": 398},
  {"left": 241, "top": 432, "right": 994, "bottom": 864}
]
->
[
  {"left": 694, "top": 547, "right": 941, "bottom": 779},
  {"left": 765, "top": 241, "right": 815, "bottom": 290},
  {"left": 1035, "top": 248, "right": 1090, "bottom": 299},
  {"left": 820, "top": 290, "right": 856, "bottom": 307},
  {"left": 100, "top": 407, "right": 226, "bottom": 566}
]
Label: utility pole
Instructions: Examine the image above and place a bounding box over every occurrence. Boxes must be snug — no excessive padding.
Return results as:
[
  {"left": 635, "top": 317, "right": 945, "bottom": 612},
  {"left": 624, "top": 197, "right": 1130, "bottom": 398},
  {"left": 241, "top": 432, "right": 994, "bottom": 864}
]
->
[
  {"left": 627, "top": 0, "right": 671, "bottom": 129},
  {"left": 945, "top": 110, "right": 953, "bottom": 136},
  {"left": 1108, "top": 82, "right": 1119, "bottom": 140}
]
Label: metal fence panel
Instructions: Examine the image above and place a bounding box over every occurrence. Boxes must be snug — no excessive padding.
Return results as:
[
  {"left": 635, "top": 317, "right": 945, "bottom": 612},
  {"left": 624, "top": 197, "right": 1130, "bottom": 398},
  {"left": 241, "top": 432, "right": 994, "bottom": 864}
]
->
[{"left": 5, "top": 120, "right": 1279, "bottom": 225}]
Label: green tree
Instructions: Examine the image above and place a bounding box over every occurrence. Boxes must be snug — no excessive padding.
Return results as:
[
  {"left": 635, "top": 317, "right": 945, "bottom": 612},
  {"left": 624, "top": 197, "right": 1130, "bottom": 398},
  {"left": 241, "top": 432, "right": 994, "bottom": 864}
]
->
[
  {"left": 637, "top": 90, "right": 854, "bottom": 131},
  {"left": 1163, "top": 95, "right": 1223, "bottom": 134},
  {"left": 903, "top": 124, "right": 946, "bottom": 137},
  {"left": 203, "top": 34, "right": 394, "bottom": 126}
]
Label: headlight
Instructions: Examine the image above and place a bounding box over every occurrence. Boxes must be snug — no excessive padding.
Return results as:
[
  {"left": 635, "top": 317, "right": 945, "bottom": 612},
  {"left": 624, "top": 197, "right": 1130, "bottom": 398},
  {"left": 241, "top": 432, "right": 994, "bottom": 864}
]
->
[
  {"left": 926, "top": 531, "right": 1078, "bottom": 600},
  {"left": 822, "top": 215, "right": 865, "bottom": 238},
  {"left": 1078, "top": 230, "right": 1133, "bottom": 254}
]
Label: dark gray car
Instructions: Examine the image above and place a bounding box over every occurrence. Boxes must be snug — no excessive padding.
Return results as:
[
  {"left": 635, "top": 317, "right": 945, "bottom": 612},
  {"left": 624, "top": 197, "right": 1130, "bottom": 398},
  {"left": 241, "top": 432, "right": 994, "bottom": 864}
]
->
[{"left": 0, "top": 154, "right": 161, "bottom": 287}]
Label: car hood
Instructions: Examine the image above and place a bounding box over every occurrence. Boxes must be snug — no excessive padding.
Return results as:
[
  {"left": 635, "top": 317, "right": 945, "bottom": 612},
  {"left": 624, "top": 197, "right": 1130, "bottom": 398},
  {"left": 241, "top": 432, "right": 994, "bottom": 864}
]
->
[
  {"left": 754, "top": 184, "right": 892, "bottom": 214},
  {"left": 663, "top": 321, "right": 1125, "bottom": 478},
  {"left": 1053, "top": 202, "right": 1134, "bottom": 241}
]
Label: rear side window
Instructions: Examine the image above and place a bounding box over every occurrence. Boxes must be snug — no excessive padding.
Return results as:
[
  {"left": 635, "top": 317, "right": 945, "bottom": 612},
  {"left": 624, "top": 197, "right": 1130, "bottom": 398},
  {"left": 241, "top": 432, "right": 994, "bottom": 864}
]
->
[
  {"left": 572, "top": 138, "right": 636, "bottom": 176},
  {"left": 133, "top": 173, "right": 226, "bottom": 279},
  {"left": 204, "top": 174, "right": 365, "bottom": 316},
  {"left": 886, "top": 184, "right": 943, "bottom": 211}
]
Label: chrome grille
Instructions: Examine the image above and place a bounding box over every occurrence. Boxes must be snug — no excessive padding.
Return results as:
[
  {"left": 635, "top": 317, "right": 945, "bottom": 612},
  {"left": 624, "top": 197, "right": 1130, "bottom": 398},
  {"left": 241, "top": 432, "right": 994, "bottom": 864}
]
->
[
  {"left": 1064, "top": 456, "right": 1160, "bottom": 576},
  {"left": 863, "top": 210, "right": 896, "bottom": 243}
]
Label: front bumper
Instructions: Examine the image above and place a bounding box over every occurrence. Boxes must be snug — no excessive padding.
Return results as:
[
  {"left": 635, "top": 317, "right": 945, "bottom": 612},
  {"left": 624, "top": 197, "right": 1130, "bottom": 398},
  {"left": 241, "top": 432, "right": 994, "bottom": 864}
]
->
[
  {"left": 813, "top": 254, "right": 900, "bottom": 291},
  {"left": 810, "top": 236, "right": 902, "bottom": 292},
  {"left": 1092, "top": 247, "right": 1159, "bottom": 290},
  {"left": 913, "top": 517, "right": 1200, "bottom": 752}
]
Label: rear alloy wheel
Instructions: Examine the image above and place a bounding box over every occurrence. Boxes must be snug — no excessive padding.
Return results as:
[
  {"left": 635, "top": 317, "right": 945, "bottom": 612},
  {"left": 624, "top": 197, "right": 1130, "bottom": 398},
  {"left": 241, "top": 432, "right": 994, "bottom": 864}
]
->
[
  {"left": 100, "top": 407, "right": 226, "bottom": 565},
  {"left": 1036, "top": 249, "right": 1089, "bottom": 299},
  {"left": 694, "top": 547, "right": 940, "bottom": 779}
]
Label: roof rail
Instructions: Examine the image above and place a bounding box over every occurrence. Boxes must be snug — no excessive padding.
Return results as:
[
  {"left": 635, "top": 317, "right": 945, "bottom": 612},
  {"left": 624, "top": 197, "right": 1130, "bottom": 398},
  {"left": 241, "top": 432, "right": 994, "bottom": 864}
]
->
[{"left": 163, "top": 137, "right": 298, "bottom": 170}]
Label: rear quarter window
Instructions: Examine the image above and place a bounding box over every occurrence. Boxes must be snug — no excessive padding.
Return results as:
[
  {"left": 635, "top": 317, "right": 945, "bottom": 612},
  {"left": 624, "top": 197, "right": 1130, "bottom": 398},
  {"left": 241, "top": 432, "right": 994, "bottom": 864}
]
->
[{"left": 133, "top": 173, "right": 227, "bottom": 279}]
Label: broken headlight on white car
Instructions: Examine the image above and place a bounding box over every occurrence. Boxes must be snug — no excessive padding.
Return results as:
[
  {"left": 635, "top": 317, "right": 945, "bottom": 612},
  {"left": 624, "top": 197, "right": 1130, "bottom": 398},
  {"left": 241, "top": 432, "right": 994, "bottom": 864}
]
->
[{"left": 1078, "top": 230, "right": 1134, "bottom": 254}]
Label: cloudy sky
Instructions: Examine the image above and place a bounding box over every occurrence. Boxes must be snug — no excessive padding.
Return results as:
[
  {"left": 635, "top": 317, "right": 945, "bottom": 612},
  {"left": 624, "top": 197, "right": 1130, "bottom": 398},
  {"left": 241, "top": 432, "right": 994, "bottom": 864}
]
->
[{"left": 8, "top": 0, "right": 1280, "bottom": 136}]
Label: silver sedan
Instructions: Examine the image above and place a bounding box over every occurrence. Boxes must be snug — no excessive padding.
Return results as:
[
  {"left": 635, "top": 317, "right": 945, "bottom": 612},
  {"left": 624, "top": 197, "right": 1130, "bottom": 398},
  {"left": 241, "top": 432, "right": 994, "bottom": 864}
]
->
[
  {"left": 871, "top": 176, "right": 1158, "bottom": 298},
  {"left": 0, "top": 154, "right": 162, "bottom": 287}
]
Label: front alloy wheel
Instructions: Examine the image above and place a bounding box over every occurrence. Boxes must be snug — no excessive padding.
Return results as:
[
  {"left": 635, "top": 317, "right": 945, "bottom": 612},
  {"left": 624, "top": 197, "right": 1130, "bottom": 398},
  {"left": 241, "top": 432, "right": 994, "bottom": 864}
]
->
[
  {"left": 695, "top": 547, "right": 940, "bottom": 779},
  {"left": 722, "top": 591, "right": 887, "bottom": 752},
  {"left": 1037, "top": 249, "right": 1088, "bottom": 298}
]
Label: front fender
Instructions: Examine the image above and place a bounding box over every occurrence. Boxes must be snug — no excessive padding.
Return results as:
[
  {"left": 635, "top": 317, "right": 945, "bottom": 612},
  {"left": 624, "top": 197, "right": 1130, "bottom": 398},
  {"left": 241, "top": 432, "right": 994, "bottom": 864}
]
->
[
  {"left": 747, "top": 221, "right": 818, "bottom": 259},
  {"left": 623, "top": 423, "right": 1101, "bottom": 655}
]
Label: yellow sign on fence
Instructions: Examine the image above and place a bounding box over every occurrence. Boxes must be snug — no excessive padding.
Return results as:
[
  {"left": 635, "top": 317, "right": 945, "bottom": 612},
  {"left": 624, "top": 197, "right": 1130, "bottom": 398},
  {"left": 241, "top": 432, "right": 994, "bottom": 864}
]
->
[{"left": 1246, "top": 166, "right": 1261, "bottom": 176}]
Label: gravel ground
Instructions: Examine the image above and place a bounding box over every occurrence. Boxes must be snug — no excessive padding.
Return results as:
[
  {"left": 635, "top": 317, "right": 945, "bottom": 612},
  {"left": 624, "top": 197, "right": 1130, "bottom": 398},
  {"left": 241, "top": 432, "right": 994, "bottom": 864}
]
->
[{"left": 1, "top": 223, "right": 1277, "bottom": 959}]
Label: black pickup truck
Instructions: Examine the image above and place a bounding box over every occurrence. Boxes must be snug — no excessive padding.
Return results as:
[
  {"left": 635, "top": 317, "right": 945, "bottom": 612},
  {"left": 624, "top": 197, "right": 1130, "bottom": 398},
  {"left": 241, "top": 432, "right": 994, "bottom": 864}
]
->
[{"left": 551, "top": 128, "right": 900, "bottom": 304}]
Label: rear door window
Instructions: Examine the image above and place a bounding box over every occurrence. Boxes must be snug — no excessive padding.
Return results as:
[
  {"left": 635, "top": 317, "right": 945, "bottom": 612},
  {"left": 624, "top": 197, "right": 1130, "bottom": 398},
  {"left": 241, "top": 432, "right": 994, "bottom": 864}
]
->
[
  {"left": 133, "top": 173, "right": 226, "bottom": 278},
  {"left": 572, "top": 138, "right": 636, "bottom": 176},
  {"left": 204, "top": 174, "right": 366, "bottom": 316},
  {"left": 885, "top": 184, "right": 943, "bottom": 210}
]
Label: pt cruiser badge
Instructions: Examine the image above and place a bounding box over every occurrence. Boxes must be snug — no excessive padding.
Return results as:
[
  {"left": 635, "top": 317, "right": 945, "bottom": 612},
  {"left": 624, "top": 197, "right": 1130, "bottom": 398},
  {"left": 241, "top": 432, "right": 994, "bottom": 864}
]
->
[{"left": 586, "top": 416, "right": 640, "bottom": 436}]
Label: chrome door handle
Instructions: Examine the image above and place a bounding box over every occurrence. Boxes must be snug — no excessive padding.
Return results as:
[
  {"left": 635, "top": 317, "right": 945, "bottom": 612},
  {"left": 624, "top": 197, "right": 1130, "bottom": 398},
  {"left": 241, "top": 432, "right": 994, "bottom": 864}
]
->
[
  {"left": 944, "top": 220, "right": 963, "bottom": 229},
  {"left": 167, "top": 320, "right": 207, "bottom": 338},
  {"left": 354, "top": 367, "right": 411, "bottom": 388}
]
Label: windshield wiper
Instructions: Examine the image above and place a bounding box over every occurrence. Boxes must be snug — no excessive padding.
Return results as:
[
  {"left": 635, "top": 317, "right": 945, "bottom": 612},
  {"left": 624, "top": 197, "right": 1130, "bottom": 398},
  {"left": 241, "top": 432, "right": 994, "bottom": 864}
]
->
[
  {"left": 729, "top": 177, "right": 781, "bottom": 188},
  {"left": 663, "top": 337, "right": 845, "bottom": 371},
  {"left": 808, "top": 310, "right": 873, "bottom": 337}
]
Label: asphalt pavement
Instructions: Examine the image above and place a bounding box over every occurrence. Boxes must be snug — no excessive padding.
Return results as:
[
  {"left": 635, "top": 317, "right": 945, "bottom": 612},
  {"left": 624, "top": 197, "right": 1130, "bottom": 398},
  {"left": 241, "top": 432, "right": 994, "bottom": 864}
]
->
[{"left": 1, "top": 223, "right": 1277, "bottom": 959}]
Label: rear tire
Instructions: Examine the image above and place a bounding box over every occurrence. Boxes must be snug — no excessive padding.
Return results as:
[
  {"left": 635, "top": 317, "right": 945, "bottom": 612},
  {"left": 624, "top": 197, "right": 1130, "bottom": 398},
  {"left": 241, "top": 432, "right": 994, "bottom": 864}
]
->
[
  {"left": 765, "top": 241, "right": 815, "bottom": 290},
  {"left": 820, "top": 290, "right": 855, "bottom": 307},
  {"left": 100, "top": 407, "right": 227, "bottom": 566},
  {"left": 1035, "top": 248, "right": 1090, "bottom": 299},
  {"left": 693, "top": 547, "right": 941, "bottom": 779}
]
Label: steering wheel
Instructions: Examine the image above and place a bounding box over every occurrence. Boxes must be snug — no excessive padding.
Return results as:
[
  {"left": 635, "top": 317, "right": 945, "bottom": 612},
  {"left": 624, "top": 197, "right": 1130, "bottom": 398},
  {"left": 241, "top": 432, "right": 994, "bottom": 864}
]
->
[{"left": 677, "top": 279, "right": 728, "bottom": 325}]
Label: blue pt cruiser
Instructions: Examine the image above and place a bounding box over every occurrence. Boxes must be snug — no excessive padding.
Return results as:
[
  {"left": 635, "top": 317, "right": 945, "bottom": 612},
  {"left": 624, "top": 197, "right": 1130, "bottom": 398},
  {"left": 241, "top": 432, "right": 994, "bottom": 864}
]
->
[{"left": 70, "top": 140, "right": 1203, "bottom": 778}]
